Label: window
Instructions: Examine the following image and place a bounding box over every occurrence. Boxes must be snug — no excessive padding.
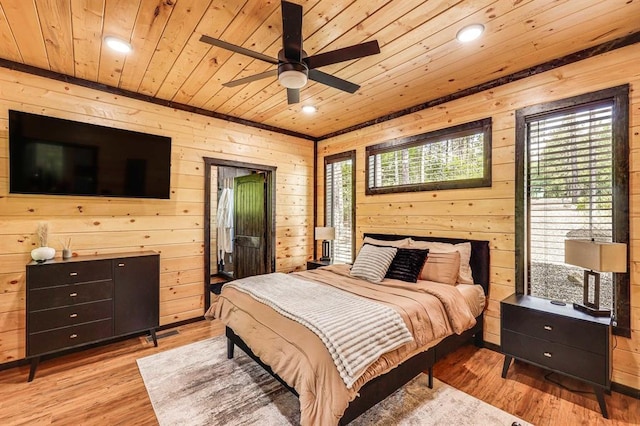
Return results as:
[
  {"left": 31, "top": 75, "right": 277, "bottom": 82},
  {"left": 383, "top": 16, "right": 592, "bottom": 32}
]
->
[
  {"left": 515, "top": 85, "right": 630, "bottom": 337},
  {"left": 325, "top": 151, "right": 356, "bottom": 263},
  {"left": 365, "top": 118, "right": 491, "bottom": 195}
]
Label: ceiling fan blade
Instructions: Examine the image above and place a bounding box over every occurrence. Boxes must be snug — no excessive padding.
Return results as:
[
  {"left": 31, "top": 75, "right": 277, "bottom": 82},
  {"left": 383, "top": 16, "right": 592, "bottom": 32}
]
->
[
  {"left": 281, "top": 1, "right": 303, "bottom": 62},
  {"left": 308, "top": 69, "right": 360, "bottom": 93},
  {"left": 305, "top": 40, "right": 380, "bottom": 70},
  {"left": 200, "top": 35, "right": 278, "bottom": 65},
  {"left": 223, "top": 69, "right": 278, "bottom": 87},
  {"left": 287, "top": 88, "right": 300, "bottom": 104}
]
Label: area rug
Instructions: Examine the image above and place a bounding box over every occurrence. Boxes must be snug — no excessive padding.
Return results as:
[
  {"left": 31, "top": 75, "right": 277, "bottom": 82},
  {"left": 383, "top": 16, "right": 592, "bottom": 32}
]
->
[{"left": 137, "top": 336, "right": 530, "bottom": 425}]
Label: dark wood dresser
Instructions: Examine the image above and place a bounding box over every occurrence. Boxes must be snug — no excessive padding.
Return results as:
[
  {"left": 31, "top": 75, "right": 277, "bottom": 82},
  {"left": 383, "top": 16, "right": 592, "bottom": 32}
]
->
[
  {"left": 500, "top": 293, "right": 611, "bottom": 417},
  {"left": 26, "top": 251, "right": 159, "bottom": 381}
]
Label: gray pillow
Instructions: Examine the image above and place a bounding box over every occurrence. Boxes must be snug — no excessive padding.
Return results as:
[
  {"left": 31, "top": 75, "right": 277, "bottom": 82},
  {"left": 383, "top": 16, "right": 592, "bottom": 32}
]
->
[{"left": 350, "top": 244, "right": 398, "bottom": 283}]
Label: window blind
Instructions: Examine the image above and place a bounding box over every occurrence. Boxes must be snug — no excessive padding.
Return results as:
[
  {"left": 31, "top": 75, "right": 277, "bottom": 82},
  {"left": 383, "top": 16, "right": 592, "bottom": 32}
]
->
[
  {"left": 527, "top": 101, "right": 614, "bottom": 305},
  {"left": 365, "top": 118, "right": 491, "bottom": 194},
  {"left": 325, "top": 154, "right": 354, "bottom": 263}
]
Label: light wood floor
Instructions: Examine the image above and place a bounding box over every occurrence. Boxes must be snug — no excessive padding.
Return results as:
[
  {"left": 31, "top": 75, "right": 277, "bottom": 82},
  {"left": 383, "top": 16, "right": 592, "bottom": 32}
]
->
[{"left": 0, "top": 319, "right": 637, "bottom": 425}]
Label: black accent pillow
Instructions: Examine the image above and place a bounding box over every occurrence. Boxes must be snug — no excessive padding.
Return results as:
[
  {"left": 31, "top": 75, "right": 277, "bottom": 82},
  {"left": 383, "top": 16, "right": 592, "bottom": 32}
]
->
[{"left": 385, "top": 248, "right": 429, "bottom": 283}]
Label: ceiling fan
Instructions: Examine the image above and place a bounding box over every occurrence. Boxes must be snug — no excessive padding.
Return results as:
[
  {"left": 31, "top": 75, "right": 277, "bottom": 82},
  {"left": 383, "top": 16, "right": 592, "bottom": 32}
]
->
[{"left": 199, "top": 0, "right": 381, "bottom": 104}]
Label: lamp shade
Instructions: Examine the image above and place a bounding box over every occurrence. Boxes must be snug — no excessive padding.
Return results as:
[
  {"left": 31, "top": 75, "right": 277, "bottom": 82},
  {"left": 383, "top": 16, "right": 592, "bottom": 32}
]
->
[
  {"left": 315, "top": 226, "right": 335, "bottom": 241},
  {"left": 564, "top": 239, "right": 627, "bottom": 273}
]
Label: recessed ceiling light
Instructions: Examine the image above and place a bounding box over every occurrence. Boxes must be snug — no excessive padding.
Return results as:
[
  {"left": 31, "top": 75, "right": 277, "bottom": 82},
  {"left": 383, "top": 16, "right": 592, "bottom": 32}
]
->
[
  {"left": 456, "top": 24, "right": 484, "bottom": 43},
  {"left": 104, "top": 36, "right": 132, "bottom": 54},
  {"left": 302, "top": 105, "right": 317, "bottom": 114}
]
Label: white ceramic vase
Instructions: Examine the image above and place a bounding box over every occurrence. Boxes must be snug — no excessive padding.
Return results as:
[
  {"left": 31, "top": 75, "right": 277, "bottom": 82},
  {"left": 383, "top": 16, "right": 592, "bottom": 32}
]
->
[{"left": 31, "top": 246, "right": 56, "bottom": 262}]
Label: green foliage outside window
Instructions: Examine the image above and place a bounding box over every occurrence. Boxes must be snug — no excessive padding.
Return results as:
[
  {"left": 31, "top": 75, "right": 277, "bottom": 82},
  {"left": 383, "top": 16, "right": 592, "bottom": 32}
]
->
[{"left": 365, "top": 118, "right": 491, "bottom": 194}]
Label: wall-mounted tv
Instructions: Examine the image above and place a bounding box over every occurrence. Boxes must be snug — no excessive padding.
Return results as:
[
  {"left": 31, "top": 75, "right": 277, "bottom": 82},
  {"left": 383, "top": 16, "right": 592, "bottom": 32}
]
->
[{"left": 9, "top": 110, "right": 171, "bottom": 199}]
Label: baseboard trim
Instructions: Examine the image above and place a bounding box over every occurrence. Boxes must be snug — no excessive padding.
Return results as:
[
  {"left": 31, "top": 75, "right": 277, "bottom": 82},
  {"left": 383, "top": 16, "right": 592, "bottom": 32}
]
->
[
  {"left": 612, "top": 382, "right": 640, "bottom": 399},
  {"left": 157, "top": 316, "right": 205, "bottom": 331}
]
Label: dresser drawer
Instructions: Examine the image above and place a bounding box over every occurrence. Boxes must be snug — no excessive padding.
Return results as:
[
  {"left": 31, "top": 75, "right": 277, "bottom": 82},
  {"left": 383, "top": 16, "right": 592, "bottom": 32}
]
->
[
  {"left": 502, "top": 329, "right": 607, "bottom": 385},
  {"left": 28, "top": 319, "right": 113, "bottom": 356},
  {"left": 29, "top": 300, "right": 113, "bottom": 333},
  {"left": 29, "top": 280, "right": 113, "bottom": 311},
  {"left": 502, "top": 302, "right": 606, "bottom": 355},
  {"left": 27, "top": 260, "right": 112, "bottom": 289}
]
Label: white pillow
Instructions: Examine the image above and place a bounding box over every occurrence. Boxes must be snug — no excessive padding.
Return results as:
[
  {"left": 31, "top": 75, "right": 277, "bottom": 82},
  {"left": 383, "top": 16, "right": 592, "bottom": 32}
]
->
[
  {"left": 350, "top": 244, "right": 398, "bottom": 283},
  {"left": 409, "top": 239, "right": 474, "bottom": 284},
  {"left": 363, "top": 236, "right": 411, "bottom": 248}
]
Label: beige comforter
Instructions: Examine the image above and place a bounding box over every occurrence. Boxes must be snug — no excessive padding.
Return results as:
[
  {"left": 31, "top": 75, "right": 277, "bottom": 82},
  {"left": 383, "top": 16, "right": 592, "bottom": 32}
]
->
[{"left": 205, "top": 264, "right": 478, "bottom": 425}]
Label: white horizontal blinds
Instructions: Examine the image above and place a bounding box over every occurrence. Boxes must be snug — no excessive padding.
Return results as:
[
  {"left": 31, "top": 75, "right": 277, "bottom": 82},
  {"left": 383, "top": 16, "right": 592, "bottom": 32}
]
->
[
  {"left": 325, "top": 156, "right": 353, "bottom": 263},
  {"left": 368, "top": 131, "right": 484, "bottom": 189},
  {"left": 527, "top": 101, "right": 614, "bottom": 306}
]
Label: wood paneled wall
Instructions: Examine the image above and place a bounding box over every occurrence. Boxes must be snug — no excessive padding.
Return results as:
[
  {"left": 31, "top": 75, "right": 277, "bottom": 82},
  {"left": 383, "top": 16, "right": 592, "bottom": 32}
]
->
[
  {"left": 317, "top": 43, "right": 640, "bottom": 390},
  {"left": 0, "top": 68, "right": 314, "bottom": 365}
]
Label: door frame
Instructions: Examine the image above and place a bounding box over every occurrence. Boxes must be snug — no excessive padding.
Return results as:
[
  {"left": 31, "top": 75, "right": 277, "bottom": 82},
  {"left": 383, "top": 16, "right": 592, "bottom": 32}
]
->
[{"left": 203, "top": 157, "right": 276, "bottom": 310}]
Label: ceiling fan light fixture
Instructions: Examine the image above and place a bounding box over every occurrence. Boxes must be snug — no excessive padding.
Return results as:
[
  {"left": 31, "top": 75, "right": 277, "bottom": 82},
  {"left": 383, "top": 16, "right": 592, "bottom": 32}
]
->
[
  {"left": 278, "top": 62, "right": 309, "bottom": 89},
  {"left": 302, "top": 105, "right": 317, "bottom": 114},
  {"left": 104, "top": 36, "right": 132, "bottom": 53},
  {"left": 456, "top": 24, "right": 484, "bottom": 43},
  {"left": 279, "top": 70, "right": 308, "bottom": 89}
]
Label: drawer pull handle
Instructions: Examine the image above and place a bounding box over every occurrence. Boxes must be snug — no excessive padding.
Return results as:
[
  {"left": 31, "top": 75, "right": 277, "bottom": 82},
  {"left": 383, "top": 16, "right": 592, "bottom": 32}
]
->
[
  {"left": 543, "top": 352, "right": 552, "bottom": 358},
  {"left": 118, "top": 263, "right": 125, "bottom": 267},
  {"left": 69, "top": 272, "right": 78, "bottom": 276},
  {"left": 70, "top": 292, "right": 78, "bottom": 297},
  {"left": 70, "top": 313, "right": 78, "bottom": 318},
  {"left": 70, "top": 334, "right": 78, "bottom": 339},
  {"left": 544, "top": 325, "right": 553, "bottom": 331}
]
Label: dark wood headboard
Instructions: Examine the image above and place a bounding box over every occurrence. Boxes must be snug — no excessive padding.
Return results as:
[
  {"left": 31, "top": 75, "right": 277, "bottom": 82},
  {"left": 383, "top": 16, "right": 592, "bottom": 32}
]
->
[{"left": 363, "top": 233, "right": 491, "bottom": 295}]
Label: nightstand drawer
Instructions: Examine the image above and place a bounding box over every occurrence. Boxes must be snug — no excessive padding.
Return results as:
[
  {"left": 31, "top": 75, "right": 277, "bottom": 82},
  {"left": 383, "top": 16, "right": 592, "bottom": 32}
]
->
[
  {"left": 29, "top": 280, "right": 113, "bottom": 310},
  {"left": 502, "top": 302, "right": 606, "bottom": 355},
  {"left": 29, "top": 300, "right": 113, "bottom": 333},
  {"left": 502, "top": 330, "right": 607, "bottom": 385},
  {"left": 28, "top": 260, "right": 112, "bottom": 289},
  {"left": 28, "top": 319, "right": 113, "bottom": 356}
]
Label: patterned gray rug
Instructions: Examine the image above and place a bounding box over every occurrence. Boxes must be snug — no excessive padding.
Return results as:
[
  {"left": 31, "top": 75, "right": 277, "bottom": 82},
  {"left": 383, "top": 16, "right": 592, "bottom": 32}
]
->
[{"left": 137, "top": 336, "right": 530, "bottom": 425}]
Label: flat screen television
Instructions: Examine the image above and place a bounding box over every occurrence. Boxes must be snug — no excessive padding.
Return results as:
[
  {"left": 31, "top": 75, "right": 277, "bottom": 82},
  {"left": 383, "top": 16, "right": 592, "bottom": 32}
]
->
[{"left": 9, "top": 110, "right": 171, "bottom": 199}]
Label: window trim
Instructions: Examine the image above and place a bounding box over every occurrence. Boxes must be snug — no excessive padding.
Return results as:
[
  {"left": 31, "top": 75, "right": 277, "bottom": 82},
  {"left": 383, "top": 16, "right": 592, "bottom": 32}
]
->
[
  {"left": 515, "top": 84, "right": 630, "bottom": 337},
  {"left": 324, "top": 150, "right": 356, "bottom": 262},
  {"left": 365, "top": 118, "right": 492, "bottom": 195}
]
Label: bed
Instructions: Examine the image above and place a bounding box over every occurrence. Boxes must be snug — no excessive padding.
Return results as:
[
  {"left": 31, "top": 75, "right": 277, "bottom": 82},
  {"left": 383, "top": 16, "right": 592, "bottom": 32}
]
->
[{"left": 205, "top": 233, "right": 490, "bottom": 425}]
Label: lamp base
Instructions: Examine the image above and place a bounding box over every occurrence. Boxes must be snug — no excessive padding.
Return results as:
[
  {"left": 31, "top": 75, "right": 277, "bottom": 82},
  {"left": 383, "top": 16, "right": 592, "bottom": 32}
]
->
[
  {"left": 320, "top": 240, "right": 331, "bottom": 262},
  {"left": 572, "top": 302, "right": 611, "bottom": 317}
]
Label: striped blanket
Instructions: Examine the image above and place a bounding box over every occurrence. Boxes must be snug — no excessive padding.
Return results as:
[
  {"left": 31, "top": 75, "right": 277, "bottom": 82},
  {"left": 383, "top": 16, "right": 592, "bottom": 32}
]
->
[{"left": 226, "top": 273, "right": 414, "bottom": 388}]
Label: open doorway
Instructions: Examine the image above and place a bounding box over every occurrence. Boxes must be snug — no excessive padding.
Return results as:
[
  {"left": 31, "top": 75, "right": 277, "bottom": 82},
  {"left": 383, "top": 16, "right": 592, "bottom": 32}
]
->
[{"left": 203, "top": 158, "right": 276, "bottom": 311}]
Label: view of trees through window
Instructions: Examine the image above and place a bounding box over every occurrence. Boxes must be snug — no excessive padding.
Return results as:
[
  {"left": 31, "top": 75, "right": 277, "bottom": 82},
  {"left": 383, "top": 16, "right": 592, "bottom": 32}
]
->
[
  {"left": 527, "top": 102, "right": 614, "bottom": 308},
  {"left": 325, "top": 152, "right": 354, "bottom": 263},
  {"left": 369, "top": 135, "right": 484, "bottom": 187},
  {"left": 366, "top": 118, "right": 491, "bottom": 194}
]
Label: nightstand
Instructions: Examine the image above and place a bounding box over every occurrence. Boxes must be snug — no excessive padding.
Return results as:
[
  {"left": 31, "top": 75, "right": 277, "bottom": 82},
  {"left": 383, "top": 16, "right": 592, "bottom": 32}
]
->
[
  {"left": 306, "top": 259, "right": 332, "bottom": 270},
  {"left": 500, "top": 294, "right": 611, "bottom": 418}
]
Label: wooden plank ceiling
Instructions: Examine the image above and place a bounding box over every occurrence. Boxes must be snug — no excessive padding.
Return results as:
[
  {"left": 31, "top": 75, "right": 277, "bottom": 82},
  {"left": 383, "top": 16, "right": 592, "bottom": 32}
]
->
[{"left": 0, "top": 0, "right": 638, "bottom": 139}]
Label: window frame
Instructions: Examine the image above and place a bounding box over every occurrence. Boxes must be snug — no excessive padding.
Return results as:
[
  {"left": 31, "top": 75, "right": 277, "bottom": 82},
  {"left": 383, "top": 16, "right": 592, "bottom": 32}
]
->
[
  {"left": 324, "top": 150, "right": 356, "bottom": 263},
  {"left": 365, "top": 118, "right": 492, "bottom": 195},
  {"left": 515, "top": 85, "right": 630, "bottom": 337}
]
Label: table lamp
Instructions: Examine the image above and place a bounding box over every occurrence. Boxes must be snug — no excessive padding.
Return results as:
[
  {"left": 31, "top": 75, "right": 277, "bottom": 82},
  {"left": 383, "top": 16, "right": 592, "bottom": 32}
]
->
[
  {"left": 315, "top": 227, "right": 335, "bottom": 261},
  {"left": 564, "top": 239, "right": 627, "bottom": 317}
]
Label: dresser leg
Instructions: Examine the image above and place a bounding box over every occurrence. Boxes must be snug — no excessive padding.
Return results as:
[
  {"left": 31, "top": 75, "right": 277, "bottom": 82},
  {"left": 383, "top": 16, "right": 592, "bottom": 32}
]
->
[
  {"left": 149, "top": 329, "right": 158, "bottom": 347},
  {"left": 594, "top": 387, "right": 608, "bottom": 418},
  {"left": 501, "top": 355, "right": 513, "bottom": 378},
  {"left": 28, "top": 357, "right": 40, "bottom": 382}
]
